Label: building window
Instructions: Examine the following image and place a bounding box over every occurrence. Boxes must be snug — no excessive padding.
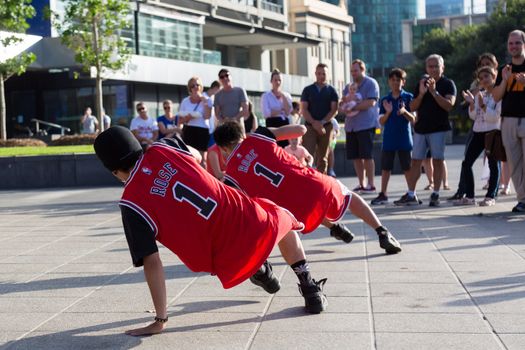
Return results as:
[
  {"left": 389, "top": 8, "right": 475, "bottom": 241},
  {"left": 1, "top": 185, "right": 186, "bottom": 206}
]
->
[{"left": 137, "top": 13, "right": 203, "bottom": 62}]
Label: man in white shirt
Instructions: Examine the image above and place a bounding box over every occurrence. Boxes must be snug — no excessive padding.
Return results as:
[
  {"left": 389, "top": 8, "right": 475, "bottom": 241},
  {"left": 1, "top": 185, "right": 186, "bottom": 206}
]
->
[{"left": 130, "top": 102, "right": 159, "bottom": 149}]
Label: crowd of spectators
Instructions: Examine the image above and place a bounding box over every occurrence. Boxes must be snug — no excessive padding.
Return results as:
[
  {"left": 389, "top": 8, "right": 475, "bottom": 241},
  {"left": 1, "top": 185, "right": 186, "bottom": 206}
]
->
[{"left": 81, "top": 29, "right": 525, "bottom": 214}]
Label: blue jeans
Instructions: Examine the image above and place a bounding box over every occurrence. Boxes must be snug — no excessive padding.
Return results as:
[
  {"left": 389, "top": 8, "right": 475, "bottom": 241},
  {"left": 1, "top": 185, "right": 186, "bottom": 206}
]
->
[{"left": 460, "top": 131, "right": 500, "bottom": 199}]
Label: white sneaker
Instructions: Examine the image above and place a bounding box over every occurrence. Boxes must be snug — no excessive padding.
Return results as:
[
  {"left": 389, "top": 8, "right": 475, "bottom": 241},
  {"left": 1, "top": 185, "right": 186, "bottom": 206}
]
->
[
  {"left": 453, "top": 197, "right": 476, "bottom": 206},
  {"left": 479, "top": 197, "right": 496, "bottom": 207}
]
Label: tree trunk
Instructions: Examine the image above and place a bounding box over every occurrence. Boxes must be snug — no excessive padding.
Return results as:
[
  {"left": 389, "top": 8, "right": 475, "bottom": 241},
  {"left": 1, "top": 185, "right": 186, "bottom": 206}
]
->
[
  {"left": 0, "top": 74, "right": 6, "bottom": 141},
  {"left": 92, "top": 15, "right": 104, "bottom": 131},
  {"left": 95, "top": 74, "right": 103, "bottom": 132}
]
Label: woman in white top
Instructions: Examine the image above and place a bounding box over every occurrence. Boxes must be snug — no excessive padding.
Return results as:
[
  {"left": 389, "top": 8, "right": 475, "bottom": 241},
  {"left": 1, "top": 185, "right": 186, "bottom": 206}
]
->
[
  {"left": 455, "top": 66, "right": 502, "bottom": 206},
  {"left": 178, "top": 76, "right": 211, "bottom": 162},
  {"left": 261, "top": 69, "right": 292, "bottom": 147}
]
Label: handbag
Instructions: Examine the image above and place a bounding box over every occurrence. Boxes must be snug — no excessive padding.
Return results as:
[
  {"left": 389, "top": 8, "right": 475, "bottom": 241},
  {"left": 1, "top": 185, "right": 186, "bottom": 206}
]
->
[{"left": 484, "top": 129, "right": 506, "bottom": 162}]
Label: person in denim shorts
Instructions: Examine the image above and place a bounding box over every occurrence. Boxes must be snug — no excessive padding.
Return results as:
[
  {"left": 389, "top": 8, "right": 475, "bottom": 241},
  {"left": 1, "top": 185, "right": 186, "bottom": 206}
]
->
[{"left": 394, "top": 54, "right": 457, "bottom": 207}]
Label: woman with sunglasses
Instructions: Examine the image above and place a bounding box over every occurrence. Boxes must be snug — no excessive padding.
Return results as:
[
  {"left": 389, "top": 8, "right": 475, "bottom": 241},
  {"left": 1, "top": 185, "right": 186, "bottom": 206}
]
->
[{"left": 178, "top": 77, "right": 211, "bottom": 164}]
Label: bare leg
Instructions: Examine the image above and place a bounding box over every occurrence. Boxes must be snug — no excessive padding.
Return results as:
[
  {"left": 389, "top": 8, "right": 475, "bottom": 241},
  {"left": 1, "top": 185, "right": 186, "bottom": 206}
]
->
[
  {"left": 364, "top": 159, "right": 375, "bottom": 187},
  {"left": 348, "top": 192, "right": 381, "bottom": 229},
  {"left": 327, "top": 147, "right": 335, "bottom": 172},
  {"left": 277, "top": 231, "right": 306, "bottom": 265},
  {"left": 442, "top": 160, "right": 449, "bottom": 189},
  {"left": 422, "top": 158, "right": 433, "bottom": 188},
  {"left": 353, "top": 159, "right": 365, "bottom": 187},
  {"left": 381, "top": 170, "right": 391, "bottom": 195},
  {"left": 432, "top": 159, "right": 444, "bottom": 192},
  {"left": 408, "top": 159, "right": 423, "bottom": 192}
]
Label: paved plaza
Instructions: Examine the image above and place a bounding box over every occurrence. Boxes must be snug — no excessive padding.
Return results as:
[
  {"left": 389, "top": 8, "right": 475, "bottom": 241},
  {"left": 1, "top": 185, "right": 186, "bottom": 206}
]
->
[{"left": 1, "top": 145, "right": 524, "bottom": 350}]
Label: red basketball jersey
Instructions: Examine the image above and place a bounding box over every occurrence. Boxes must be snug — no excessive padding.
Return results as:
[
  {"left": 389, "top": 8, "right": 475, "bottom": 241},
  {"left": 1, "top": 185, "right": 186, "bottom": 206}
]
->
[
  {"left": 120, "top": 142, "right": 302, "bottom": 289},
  {"left": 224, "top": 132, "right": 351, "bottom": 233}
]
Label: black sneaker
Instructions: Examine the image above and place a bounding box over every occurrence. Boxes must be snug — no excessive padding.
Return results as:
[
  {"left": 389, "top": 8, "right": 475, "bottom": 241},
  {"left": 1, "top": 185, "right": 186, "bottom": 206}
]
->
[
  {"left": 429, "top": 193, "right": 440, "bottom": 207},
  {"left": 393, "top": 193, "right": 421, "bottom": 206},
  {"left": 447, "top": 192, "right": 464, "bottom": 201},
  {"left": 250, "top": 261, "right": 280, "bottom": 294},
  {"left": 378, "top": 230, "right": 402, "bottom": 254},
  {"left": 371, "top": 192, "right": 389, "bottom": 205},
  {"left": 330, "top": 223, "right": 354, "bottom": 243},
  {"left": 512, "top": 202, "right": 525, "bottom": 213},
  {"left": 298, "top": 278, "right": 328, "bottom": 314}
]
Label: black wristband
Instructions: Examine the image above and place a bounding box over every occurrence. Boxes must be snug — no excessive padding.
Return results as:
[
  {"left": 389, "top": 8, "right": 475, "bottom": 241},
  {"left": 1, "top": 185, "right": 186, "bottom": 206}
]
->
[{"left": 154, "top": 316, "right": 168, "bottom": 323}]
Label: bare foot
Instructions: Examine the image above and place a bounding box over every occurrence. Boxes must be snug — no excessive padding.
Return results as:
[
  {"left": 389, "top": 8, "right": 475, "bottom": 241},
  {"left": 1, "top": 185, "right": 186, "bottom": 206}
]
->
[{"left": 125, "top": 321, "right": 166, "bottom": 336}]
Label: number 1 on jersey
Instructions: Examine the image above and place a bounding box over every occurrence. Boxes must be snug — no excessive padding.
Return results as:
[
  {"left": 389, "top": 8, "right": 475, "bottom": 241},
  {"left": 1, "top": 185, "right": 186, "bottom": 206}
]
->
[
  {"left": 253, "top": 162, "right": 284, "bottom": 187},
  {"left": 173, "top": 182, "right": 217, "bottom": 219}
]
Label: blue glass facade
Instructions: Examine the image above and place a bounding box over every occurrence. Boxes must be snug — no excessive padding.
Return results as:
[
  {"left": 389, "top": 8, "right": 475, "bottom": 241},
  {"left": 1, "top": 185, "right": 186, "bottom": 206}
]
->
[
  {"left": 425, "top": 0, "right": 486, "bottom": 18},
  {"left": 347, "top": 0, "right": 424, "bottom": 82}
]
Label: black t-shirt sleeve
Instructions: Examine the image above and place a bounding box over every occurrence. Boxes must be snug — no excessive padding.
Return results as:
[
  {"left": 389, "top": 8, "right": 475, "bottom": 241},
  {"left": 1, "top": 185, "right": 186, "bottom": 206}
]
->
[
  {"left": 255, "top": 126, "right": 277, "bottom": 140},
  {"left": 495, "top": 66, "right": 504, "bottom": 86},
  {"left": 157, "top": 135, "right": 191, "bottom": 153},
  {"left": 440, "top": 78, "right": 457, "bottom": 97},
  {"left": 120, "top": 205, "right": 159, "bottom": 267}
]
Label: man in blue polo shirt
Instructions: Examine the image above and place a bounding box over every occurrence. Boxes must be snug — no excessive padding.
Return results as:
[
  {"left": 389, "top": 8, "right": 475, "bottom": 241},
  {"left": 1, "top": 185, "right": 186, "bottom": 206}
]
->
[
  {"left": 343, "top": 59, "right": 380, "bottom": 193},
  {"left": 300, "top": 63, "right": 339, "bottom": 173},
  {"left": 371, "top": 68, "right": 416, "bottom": 205}
]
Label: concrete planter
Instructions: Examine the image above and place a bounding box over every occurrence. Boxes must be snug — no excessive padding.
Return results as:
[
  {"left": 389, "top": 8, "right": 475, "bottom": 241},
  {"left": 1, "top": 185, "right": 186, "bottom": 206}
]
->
[{"left": 0, "top": 154, "right": 119, "bottom": 189}]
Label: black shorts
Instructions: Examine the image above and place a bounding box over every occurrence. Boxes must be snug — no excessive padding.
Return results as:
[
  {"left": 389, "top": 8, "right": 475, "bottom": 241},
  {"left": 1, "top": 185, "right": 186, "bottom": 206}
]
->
[
  {"left": 265, "top": 117, "right": 289, "bottom": 147},
  {"left": 182, "top": 125, "right": 210, "bottom": 152},
  {"left": 381, "top": 150, "right": 411, "bottom": 171},
  {"left": 346, "top": 128, "right": 375, "bottom": 159}
]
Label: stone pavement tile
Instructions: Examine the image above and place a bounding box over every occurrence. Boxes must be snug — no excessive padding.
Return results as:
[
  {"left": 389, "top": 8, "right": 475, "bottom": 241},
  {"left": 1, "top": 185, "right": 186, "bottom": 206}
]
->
[
  {"left": 448, "top": 261, "right": 525, "bottom": 272},
  {"left": 484, "top": 313, "right": 525, "bottom": 333},
  {"left": 499, "top": 334, "right": 525, "bottom": 350},
  {"left": 367, "top": 261, "right": 450, "bottom": 272},
  {"left": 370, "top": 283, "right": 467, "bottom": 299},
  {"left": 298, "top": 257, "right": 367, "bottom": 272},
  {"left": 469, "top": 293, "right": 525, "bottom": 314},
  {"left": 277, "top": 280, "right": 368, "bottom": 297},
  {"left": 1, "top": 254, "right": 79, "bottom": 265},
  {"left": 50, "top": 263, "right": 132, "bottom": 274},
  {"left": 251, "top": 331, "right": 371, "bottom": 350},
  {"left": 1, "top": 272, "right": 119, "bottom": 298},
  {"left": 455, "top": 271, "right": 525, "bottom": 286},
  {"left": 259, "top": 308, "right": 371, "bottom": 333},
  {"left": 0, "top": 297, "right": 78, "bottom": 313},
  {"left": 0, "top": 263, "right": 59, "bottom": 275},
  {"left": 64, "top": 293, "right": 156, "bottom": 314},
  {"left": 281, "top": 270, "right": 367, "bottom": 284},
  {"left": 368, "top": 271, "right": 458, "bottom": 284},
  {"left": 142, "top": 331, "right": 253, "bottom": 350},
  {"left": 375, "top": 333, "right": 503, "bottom": 350},
  {"left": 32, "top": 311, "right": 150, "bottom": 332},
  {"left": 3, "top": 330, "right": 139, "bottom": 350},
  {"left": 170, "top": 296, "right": 269, "bottom": 314},
  {"left": 374, "top": 313, "right": 490, "bottom": 333},
  {"left": 0, "top": 332, "right": 26, "bottom": 347},
  {"left": 439, "top": 251, "right": 524, "bottom": 262},
  {"left": 271, "top": 295, "right": 369, "bottom": 314},
  {"left": 372, "top": 295, "right": 477, "bottom": 313},
  {"left": 182, "top": 278, "right": 280, "bottom": 298},
  {"left": 0, "top": 313, "right": 59, "bottom": 332}
]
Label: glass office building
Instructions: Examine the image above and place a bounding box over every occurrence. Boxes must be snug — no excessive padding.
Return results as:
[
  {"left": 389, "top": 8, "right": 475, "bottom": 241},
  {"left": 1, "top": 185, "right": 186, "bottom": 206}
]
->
[
  {"left": 425, "top": 0, "right": 486, "bottom": 18},
  {"left": 347, "top": 0, "right": 425, "bottom": 88}
]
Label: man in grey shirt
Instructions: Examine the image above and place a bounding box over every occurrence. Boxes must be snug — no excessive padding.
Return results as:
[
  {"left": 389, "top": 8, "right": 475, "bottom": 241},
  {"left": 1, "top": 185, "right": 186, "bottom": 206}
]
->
[
  {"left": 214, "top": 68, "right": 249, "bottom": 133},
  {"left": 342, "top": 59, "right": 380, "bottom": 193}
]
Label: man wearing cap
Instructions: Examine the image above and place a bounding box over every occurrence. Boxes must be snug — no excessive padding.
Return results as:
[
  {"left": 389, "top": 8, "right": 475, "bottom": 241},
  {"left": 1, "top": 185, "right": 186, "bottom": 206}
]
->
[{"left": 93, "top": 126, "right": 328, "bottom": 336}]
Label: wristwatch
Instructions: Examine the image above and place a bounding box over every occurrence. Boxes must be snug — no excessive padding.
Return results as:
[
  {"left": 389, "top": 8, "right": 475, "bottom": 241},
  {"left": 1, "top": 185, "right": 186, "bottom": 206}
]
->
[{"left": 433, "top": 91, "right": 440, "bottom": 97}]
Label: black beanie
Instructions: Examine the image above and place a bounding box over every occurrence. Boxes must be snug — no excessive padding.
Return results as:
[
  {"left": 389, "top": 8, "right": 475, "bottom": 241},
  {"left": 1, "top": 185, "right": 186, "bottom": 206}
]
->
[{"left": 93, "top": 126, "right": 143, "bottom": 171}]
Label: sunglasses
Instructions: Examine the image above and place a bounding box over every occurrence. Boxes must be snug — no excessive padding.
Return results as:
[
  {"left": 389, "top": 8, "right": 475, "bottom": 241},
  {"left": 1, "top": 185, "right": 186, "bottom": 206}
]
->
[
  {"left": 219, "top": 74, "right": 230, "bottom": 80},
  {"left": 137, "top": 107, "right": 146, "bottom": 112},
  {"left": 163, "top": 105, "right": 171, "bottom": 109},
  {"left": 190, "top": 83, "right": 200, "bottom": 88}
]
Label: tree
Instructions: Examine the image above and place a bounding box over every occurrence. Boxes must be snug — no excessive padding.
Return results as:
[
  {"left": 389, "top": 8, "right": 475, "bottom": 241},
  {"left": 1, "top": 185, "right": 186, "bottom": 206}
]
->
[
  {"left": 0, "top": 0, "right": 36, "bottom": 141},
  {"left": 54, "top": 0, "right": 132, "bottom": 131}
]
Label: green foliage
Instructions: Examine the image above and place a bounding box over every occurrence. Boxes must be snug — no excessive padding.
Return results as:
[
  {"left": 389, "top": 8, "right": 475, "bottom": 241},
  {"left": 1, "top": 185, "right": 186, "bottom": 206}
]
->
[
  {"left": 0, "top": 0, "right": 37, "bottom": 79},
  {"left": 54, "top": 0, "right": 132, "bottom": 75},
  {"left": 0, "top": 145, "right": 94, "bottom": 157},
  {"left": 407, "top": 0, "right": 525, "bottom": 94}
]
